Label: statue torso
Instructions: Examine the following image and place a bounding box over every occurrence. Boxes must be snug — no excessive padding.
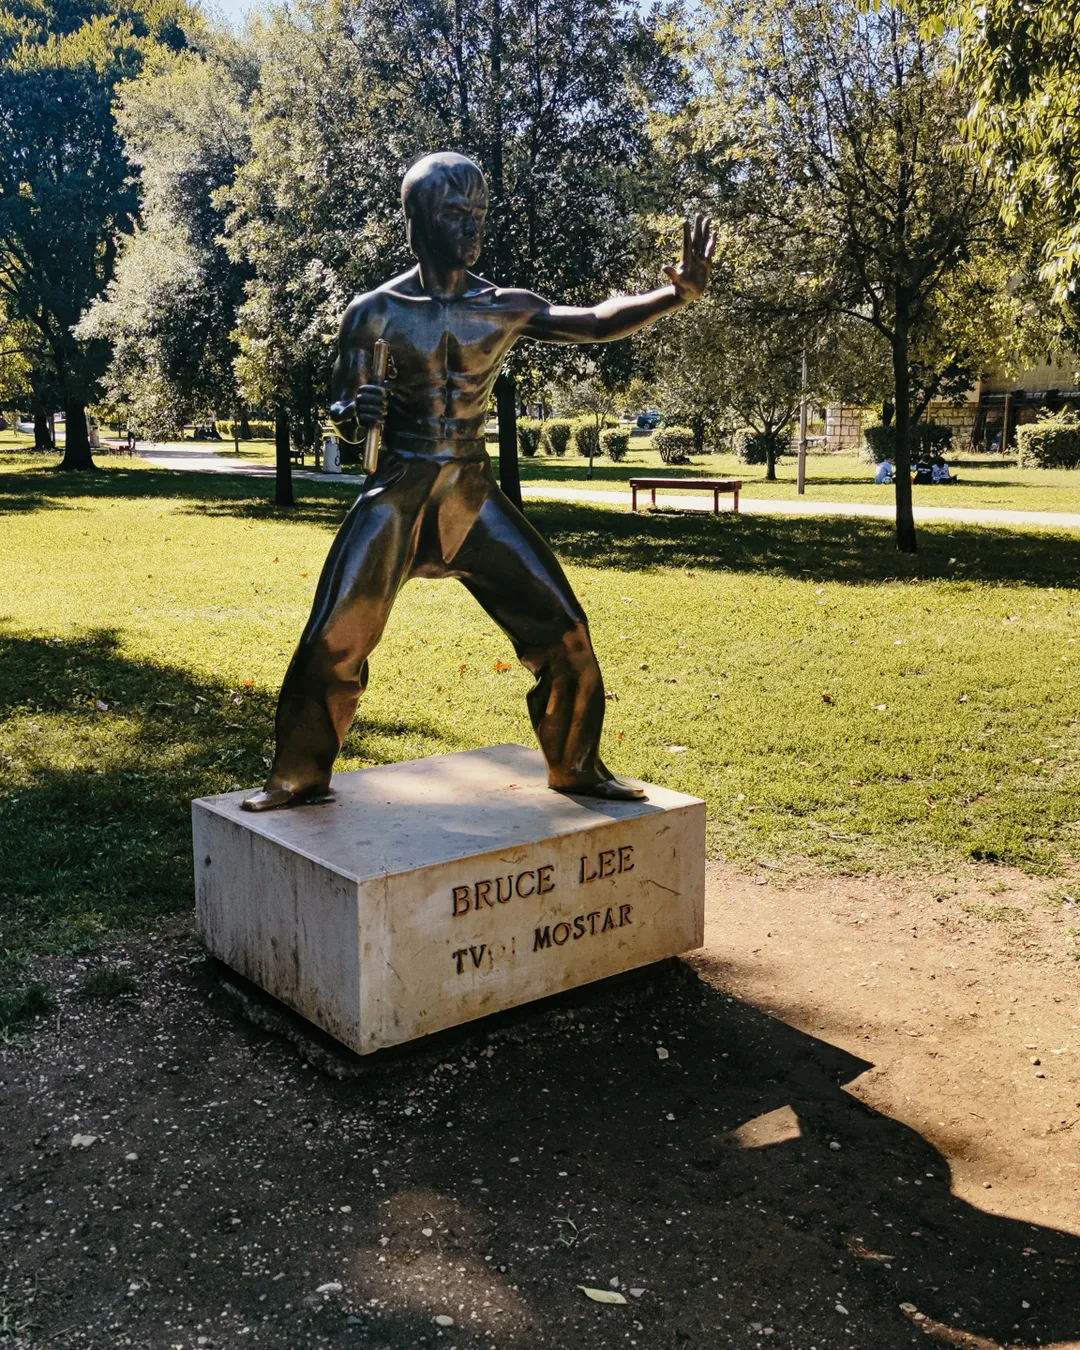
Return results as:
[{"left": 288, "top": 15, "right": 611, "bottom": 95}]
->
[{"left": 358, "top": 272, "right": 535, "bottom": 449}]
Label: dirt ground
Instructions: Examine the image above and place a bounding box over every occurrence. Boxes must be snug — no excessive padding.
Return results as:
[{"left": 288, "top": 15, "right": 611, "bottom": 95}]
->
[{"left": 3, "top": 861, "right": 1080, "bottom": 1350}]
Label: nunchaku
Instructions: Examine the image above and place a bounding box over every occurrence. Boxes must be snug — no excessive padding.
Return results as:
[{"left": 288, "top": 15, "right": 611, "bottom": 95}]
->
[{"left": 363, "top": 338, "right": 390, "bottom": 476}]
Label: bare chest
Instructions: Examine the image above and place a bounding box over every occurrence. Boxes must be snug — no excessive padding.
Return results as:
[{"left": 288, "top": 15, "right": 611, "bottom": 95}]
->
[{"left": 380, "top": 297, "right": 514, "bottom": 385}]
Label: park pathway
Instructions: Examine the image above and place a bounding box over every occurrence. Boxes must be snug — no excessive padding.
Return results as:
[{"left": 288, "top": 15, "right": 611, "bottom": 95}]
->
[
  {"left": 521, "top": 482, "right": 1080, "bottom": 529},
  {"left": 136, "top": 444, "right": 1080, "bottom": 529}
]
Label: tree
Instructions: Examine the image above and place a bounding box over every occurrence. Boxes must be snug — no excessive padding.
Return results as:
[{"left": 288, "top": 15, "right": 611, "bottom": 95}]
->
[
  {"left": 358, "top": 0, "right": 681, "bottom": 488},
  {"left": 81, "top": 34, "right": 258, "bottom": 440},
  {"left": 945, "top": 0, "right": 1080, "bottom": 308},
  {"left": 222, "top": 0, "right": 414, "bottom": 504},
  {"left": 556, "top": 354, "right": 632, "bottom": 479},
  {"left": 683, "top": 0, "right": 999, "bottom": 550},
  {"left": 0, "top": 0, "right": 191, "bottom": 469}
]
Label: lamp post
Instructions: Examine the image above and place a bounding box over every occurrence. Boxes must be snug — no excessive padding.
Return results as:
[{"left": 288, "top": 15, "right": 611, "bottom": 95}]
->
[{"left": 797, "top": 347, "right": 809, "bottom": 495}]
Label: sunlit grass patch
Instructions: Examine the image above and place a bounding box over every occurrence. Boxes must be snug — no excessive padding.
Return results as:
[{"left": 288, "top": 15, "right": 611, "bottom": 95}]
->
[{"left": 0, "top": 453, "right": 1077, "bottom": 961}]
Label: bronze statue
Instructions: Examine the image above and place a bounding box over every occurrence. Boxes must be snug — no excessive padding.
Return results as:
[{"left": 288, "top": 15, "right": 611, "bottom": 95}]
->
[{"left": 243, "top": 152, "right": 715, "bottom": 812}]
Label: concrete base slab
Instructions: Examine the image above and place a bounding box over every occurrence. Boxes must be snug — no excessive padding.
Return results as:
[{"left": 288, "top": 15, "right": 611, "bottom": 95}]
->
[{"left": 192, "top": 744, "right": 705, "bottom": 1055}]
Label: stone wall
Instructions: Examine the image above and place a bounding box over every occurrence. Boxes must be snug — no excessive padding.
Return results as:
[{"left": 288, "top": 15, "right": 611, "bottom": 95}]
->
[
  {"left": 927, "top": 401, "right": 978, "bottom": 447},
  {"left": 825, "top": 404, "right": 867, "bottom": 451}
]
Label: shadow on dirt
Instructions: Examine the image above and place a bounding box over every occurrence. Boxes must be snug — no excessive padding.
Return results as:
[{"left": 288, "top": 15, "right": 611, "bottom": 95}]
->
[{"left": 2, "top": 953, "right": 1076, "bottom": 1349}]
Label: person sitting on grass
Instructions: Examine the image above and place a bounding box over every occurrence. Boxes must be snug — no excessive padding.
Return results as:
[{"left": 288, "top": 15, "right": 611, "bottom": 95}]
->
[
  {"left": 913, "top": 456, "right": 934, "bottom": 485},
  {"left": 932, "top": 455, "right": 957, "bottom": 484},
  {"left": 874, "top": 456, "right": 895, "bottom": 484}
]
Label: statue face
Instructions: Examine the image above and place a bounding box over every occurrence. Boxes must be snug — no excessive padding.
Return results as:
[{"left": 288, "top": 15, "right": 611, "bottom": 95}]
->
[{"left": 421, "top": 181, "right": 487, "bottom": 268}]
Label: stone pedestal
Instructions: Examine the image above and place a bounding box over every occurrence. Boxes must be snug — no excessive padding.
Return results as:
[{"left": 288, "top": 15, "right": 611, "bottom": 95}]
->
[{"left": 193, "top": 744, "right": 705, "bottom": 1055}]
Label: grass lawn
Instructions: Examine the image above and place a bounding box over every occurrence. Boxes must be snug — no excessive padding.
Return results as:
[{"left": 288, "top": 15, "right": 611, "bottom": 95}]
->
[
  {"left": 201, "top": 430, "right": 1080, "bottom": 514},
  {"left": 8, "top": 427, "right": 1080, "bottom": 513},
  {"left": 1, "top": 451, "right": 1078, "bottom": 971},
  {"left": 516, "top": 444, "right": 1080, "bottom": 514}
]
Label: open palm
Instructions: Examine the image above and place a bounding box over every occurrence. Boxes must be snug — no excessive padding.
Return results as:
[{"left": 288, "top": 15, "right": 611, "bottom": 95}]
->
[{"left": 663, "top": 213, "right": 717, "bottom": 302}]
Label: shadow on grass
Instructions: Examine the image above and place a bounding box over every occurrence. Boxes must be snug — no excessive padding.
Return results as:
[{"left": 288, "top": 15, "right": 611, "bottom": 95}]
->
[
  {"left": 2, "top": 460, "right": 1078, "bottom": 589},
  {"left": 0, "top": 627, "right": 464, "bottom": 967},
  {"left": 0, "top": 462, "right": 356, "bottom": 524},
  {"left": 528, "top": 497, "right": 1080, "bottom": 586}
]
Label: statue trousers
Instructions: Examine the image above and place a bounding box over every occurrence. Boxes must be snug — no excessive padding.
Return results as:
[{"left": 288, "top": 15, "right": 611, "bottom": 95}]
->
[{"left": 265, "top": 447, "right": 610, "bottom": 795}]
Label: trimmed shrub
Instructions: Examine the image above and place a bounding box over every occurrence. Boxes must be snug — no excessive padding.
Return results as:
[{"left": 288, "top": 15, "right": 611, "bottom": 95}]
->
[
  {"left": 733, "top": 428, "right": 785, "bottom": 465},
  {"left": 544, "top": 418, "right": 573, "bottom": 457},
  {"left": 601, "top": 427, "right": 629, "bottom": 461},
  {"left": 653, "top": 426, "right": 695, "bottom": 465},
  {"left": 1017, "top": 415, "right": 1080, "bottom": 468},
  {"left": 517, "top": 417, "right": 544, "bottom": 457},
  {"left": 862, "top": 421, "right": 953, "bottom": 463},
  {"left": 219, "top": 418, "right": 274, "bottom": 440},
  {"left": 572, "top": 418, "right": 601, "bottom": 458}
]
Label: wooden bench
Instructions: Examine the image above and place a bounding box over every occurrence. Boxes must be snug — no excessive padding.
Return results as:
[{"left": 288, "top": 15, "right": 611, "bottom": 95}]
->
[{"left": 630, "top": 477, "right": 741, "bottom": 514}]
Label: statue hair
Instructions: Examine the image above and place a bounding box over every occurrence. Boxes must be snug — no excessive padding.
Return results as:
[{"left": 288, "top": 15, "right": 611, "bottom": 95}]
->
[{"left": 401, "top": 152, "right": 487, "bottom": 224}]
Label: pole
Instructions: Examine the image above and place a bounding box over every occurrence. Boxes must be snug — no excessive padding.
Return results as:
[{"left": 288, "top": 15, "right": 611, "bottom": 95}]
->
[{"left": 797, "top": 347, "right": 808, "bottom": 496}]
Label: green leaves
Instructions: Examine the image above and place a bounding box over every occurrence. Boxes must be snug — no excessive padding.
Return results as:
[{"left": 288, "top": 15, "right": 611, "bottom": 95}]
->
[{"left": 946, "top": 0, "right": 1080, "bottom": 303}]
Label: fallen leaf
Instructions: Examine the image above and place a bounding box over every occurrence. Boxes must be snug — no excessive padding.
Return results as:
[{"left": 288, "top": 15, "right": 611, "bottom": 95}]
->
[
  {"left": 666, "top": 745, "right": 688, "bottom": 753},
  {"left": 243, "top": 679, "right": 254, "bottom": 688},
  {"left": 94, "top": 699, "right": 109, "bottom": 712},
  {"left": 821, "top": 693, "right": 834, "bottom": 704},
  {"left": 493, "top": 660, "right": 511, "bottom": 673},
  {"left": 272, "top": 556, "right": 279, "bottom": 563},
  {"left": 300, "top": 572, "right": 308, "bottom": 577},
  {"left": 958, "top": 693, "right": 970, "bottom": 702},
  {"left": 579, "top": 1287, "right": 627, "bottom": 1305},
  {"left": 871, "top": 702, "right": 887, "bottom": 711},
  {"left": 459, "top": 663, "right": 467, "bottom": 675},
  {"left": 617, "top": 731, "right": 625, "bottom": 741}
]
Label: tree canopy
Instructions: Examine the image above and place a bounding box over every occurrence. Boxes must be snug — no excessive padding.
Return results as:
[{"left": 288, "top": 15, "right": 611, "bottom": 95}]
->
[
  {"left": 671, "top": 0, "right": 1009, "bottom": 550},
  {"left": 0, "top": 0, "right": 193, "bottom": 466},
  {"left": 946, "top": 0, "right": 1080, "bottom": 308}
]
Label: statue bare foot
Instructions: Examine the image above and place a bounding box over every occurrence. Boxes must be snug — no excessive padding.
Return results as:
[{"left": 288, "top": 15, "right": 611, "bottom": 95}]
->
[
  {"left": 554, "top": 777, "right": 647, "bottom": 802},
  {"left": 241, "top": 784, "right": 334, "bottom": 812}
]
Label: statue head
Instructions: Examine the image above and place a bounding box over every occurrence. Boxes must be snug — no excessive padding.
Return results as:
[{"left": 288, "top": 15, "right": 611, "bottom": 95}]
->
[{"left": 401, "top": 152, "right": 488, "bottom": 268}]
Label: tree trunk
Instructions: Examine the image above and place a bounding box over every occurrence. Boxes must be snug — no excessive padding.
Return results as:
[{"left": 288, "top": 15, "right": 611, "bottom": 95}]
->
[
  {"left": 232, "top": 407, "right": 240, "bottom": 455},
  {"left": 59, "top": 403, "right": 95, "bottom": 471},
  {"left": 891, "top": 317, "right": 917, "bottom": 554},
  {"left": 765, "top": 425, "right": 777, "bottom": 481},
  {"left": 275, "top": 408, "right": 294, "bottom": 507},
  {"left": 692, "top": 414, "right": 705, "bottom": 457},
  {"left": 33, "top": 410, "right": 53, "bottom": 450},
  {"left": 495, "top": 372, "right": 522, "bottom": 511}
]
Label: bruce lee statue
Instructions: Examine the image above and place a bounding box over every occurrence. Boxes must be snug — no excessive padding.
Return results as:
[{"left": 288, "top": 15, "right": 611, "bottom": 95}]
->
[{"left": 243, "top": 151, "right": 716, "bottom": 812}]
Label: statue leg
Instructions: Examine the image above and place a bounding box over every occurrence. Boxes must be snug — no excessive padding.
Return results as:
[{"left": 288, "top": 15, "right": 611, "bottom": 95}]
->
[
  {"left": 243, "top": 465, "right": 432, "bottom": 810},
  {"left": 451, "top": 483, "right": 644, "bottom": 801}
]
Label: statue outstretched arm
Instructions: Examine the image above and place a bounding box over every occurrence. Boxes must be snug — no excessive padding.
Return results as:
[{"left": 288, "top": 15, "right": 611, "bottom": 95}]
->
[
  {"left": 328, "top": 297, "right": 388, "bottom": 444},
  {"left": 521, "top": 214, "right": 716, "bottom": 344}
]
